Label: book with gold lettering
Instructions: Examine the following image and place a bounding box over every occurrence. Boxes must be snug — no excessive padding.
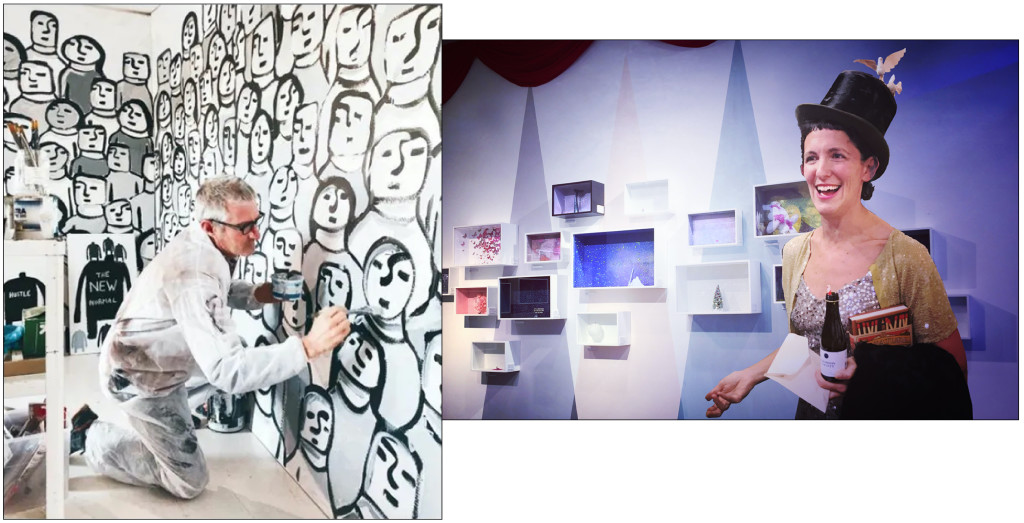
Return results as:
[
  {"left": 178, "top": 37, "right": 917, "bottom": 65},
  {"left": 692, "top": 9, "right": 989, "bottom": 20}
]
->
[{"left": 849, "top": 305, "right": 912, "bottom": 346}]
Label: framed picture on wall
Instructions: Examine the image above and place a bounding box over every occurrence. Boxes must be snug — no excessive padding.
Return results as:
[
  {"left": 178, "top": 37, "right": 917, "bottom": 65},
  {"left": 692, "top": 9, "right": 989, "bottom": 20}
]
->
[{"left": 67, "top": 234, "right": 138, "bottom": 354}]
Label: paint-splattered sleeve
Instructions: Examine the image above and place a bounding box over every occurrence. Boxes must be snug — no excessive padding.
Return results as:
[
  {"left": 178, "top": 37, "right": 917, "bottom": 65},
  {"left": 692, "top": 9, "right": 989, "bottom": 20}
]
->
[
  {"left": 226, "top": 280, "right": 262, "bottom": 310},
  {"left": 165, "top": 268, "right": 307, "bottom": 394}
]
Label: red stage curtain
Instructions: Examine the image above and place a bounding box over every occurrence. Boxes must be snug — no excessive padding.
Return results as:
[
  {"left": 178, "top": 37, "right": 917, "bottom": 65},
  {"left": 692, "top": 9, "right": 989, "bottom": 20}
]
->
[{"left": 442, "top": 40, "right": 715, "bottom": 104}]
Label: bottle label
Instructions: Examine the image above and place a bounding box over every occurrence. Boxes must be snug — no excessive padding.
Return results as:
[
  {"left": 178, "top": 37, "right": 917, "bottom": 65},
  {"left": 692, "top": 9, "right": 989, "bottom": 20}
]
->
[{"left": 820, "top": 348, "right": 847, "bottom": 378}]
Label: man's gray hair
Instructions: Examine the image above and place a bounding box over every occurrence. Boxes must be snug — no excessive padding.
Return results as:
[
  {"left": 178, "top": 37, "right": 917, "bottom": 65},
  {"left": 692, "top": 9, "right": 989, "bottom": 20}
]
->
[{"left": 194, "top": 176, "right": 257, "bottom": 222}]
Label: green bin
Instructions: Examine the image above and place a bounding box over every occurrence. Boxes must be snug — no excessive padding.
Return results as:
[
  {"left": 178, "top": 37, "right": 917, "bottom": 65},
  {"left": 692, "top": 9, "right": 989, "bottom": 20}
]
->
[{"left": 21, "top": 306, "right": 46, "bottom": 359}]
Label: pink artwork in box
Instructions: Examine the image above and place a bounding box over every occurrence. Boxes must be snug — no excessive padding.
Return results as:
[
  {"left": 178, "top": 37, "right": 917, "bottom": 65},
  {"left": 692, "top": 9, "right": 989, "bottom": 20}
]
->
[
  {"left": 462, "top": 226, "right": 501, "bottom": 264},
  {"left": 528, "top": 236, "right": 560, "bottom": 262}
]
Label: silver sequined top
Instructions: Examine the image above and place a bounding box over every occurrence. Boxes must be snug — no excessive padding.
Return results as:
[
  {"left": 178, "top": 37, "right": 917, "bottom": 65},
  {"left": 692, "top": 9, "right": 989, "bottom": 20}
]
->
[{"left": 791, "top": 272, "right": 880, "bottom": 354}]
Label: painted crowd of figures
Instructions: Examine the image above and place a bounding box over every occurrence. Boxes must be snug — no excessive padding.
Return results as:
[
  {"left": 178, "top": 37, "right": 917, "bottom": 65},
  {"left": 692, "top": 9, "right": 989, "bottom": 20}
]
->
[{"left": 5, "top": 4, "right": 441, "bottom": 519}]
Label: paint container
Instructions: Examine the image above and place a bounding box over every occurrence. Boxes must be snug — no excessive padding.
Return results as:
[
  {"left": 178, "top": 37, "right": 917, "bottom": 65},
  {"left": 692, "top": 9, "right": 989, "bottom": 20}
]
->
[
  {"left": 272, "top": 272, "right": 303, "bottom": 301},
  {"left": 203, "top": 391, "right": 249, "bottom": 433}
]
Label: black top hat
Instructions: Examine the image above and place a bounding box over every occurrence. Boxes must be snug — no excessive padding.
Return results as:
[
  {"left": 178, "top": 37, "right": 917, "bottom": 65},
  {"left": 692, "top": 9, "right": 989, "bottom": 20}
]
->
[{"left": 796, "top": 70, "right": 897, "bottom": 180}]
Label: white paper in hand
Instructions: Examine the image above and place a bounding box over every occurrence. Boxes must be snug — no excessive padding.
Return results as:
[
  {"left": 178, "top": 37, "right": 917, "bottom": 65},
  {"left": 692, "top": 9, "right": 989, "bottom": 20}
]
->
[{"left": 765, "top": 333, "right": 829, "bottom": 412}]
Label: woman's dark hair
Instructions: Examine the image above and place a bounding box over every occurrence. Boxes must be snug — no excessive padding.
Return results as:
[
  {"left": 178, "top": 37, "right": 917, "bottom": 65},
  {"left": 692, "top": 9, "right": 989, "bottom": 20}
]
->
[{"left": 799, "top": 120, "right": 876, "bottom": 200}]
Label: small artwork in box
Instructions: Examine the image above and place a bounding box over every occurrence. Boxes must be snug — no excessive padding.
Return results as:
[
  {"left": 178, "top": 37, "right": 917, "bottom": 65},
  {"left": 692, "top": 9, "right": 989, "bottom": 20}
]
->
[
  {"left": 527, "top": 234, "right": 561, "bottom": 262},
  {"left": 499, "top": 277, "right": 552, "bottom": 319},
  {"left": 456, "top": 225, "right": 502, "bottom": 265},
  {"left": 573, "top": 229, "right": 654, "bottom": 288},
  {"left": 755, "top": 183, "right": 821, "bottom": 237}
]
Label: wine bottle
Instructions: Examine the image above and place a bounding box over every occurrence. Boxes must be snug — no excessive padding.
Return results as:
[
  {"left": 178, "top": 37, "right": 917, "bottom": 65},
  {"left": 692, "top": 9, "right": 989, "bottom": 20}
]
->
[{"left": 820, "top": 290, "right": 849, "bottom": 383}]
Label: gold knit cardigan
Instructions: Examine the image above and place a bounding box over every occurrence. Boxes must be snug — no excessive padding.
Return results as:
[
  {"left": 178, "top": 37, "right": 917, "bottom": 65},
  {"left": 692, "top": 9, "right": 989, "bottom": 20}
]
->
[{"left": 781, "top": 229, "right": 958, "bottom": 343}]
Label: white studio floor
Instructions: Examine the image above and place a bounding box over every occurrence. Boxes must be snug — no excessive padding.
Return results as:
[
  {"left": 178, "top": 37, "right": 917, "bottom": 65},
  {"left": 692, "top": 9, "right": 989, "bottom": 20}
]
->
[{"left": 3, "top": 353, "right": 326, "bottom": 519}]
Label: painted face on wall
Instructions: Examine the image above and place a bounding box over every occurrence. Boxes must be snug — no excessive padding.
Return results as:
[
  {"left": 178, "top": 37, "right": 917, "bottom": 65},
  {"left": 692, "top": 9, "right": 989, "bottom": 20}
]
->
[
  {"left": 290, "top": 6, "right": 324, "bottom": 59},
  {"left": 368, "top": 130, "right": 429, "bottom": 201},
  {"left": 122, "top": 53, "right": 150, "bottom": 82},
  {"left": 159, "top": 175, "right": 173, "bottom": 209},
  {"left": 282, "top": 294, "right": 307, "bottom": 333},
  {"left": 118, "top": 101, "right": 150, "bottom": 134},
  {"left": 364, "top": 433, "right": 420, "bottom": 520},
  {"left": 142, "top": 154, "right": 159, "bottom": 183},
  {"left": 197, "top": 71, "right": 213, "bottom": 108},
  {"left": 169, "top": 54, "right": 182, "bottom": 91},
  {"left": 202, "top": 108, "right": 219, "bottom": 146},
  {"left": 220, "top": 118, "right": 236, "bottom": 165},
  {"left": 250, "top": 111, "right": 272, "bottom": 163},
  {"left": 188, "top": 44, "right": 204, "bottom": 80},
  {"left": 186, "top": 130, "right": 202, "bottom": 166},
  {"left": 219, "top": 4, "right": 237, "bottom": 39},
  {"left": 328, "top": 92, "right": 373, "bottom": 157},
  {"left": 181, "top": 13, "right": 198, "bottom": 50},
  {"left": 269, "top": 167, "right": 295, "bottom": 209},
  {"left": 45, "top": 99, "right": 81, "bottom": 130},
  {"left": 251, "top": 15, "right": 275, "bottom": 77},
  {"left": 183, "top": 80, "right": 197, "bottom": 120},
  {"left": 335, "top": 7, "right": 373, "bottom": 68},
  {"left": 90, "top": 79, "right": 117, "bottom": 112},
  {"left": 272, "top": 228, "right": 301, "bottom": 272},
  {"left": 208, "top": 32, "right": 227, "bottom": 74},
  {"left": 18, "top": 62, "right": 54, "bottom": 94},
  {"left": 172, "top": 105, "right": 185, "bottom": 140},
  {"left": 237, "top": 85, "right": 259, "bottom": 126},
  {"left": 30, "top": 12, "right": 58, "bottom": 48},
  {"left": 107, "top": 144, "right": 130, "bottom": 171},
  {"left": 245, "top": 252, "right": 267, "bottom": 285},
  {"left": 156, "top": 49, "right": 171, "bottom": 84},
  {"left": 160, "top": 212, "right": 177, "bottom": 245},
  {"left": 104, "top": 199, "right": 132, "bottom": 228},
  {"left": 217, "top": 59, "right": 236, "bottom": 101},
  {"left": 298, "top": 389, "right": 332, "bottom": 470},
  {"left": 4, "top": 36, "right": 23, "bottom": 75},
  {"left": 200, "top": 148, "right": 221, "bottom": 181},
  {"left": 155, "top": 91, "right": 172, "bottom": 126},
  {"left": 312, "top": 181, "right": 353, "bottom": 232},
  {"left": 240, "top": 5, "right": 261, "bottom": 35},
  {"left": 40, "top": 142, "right": 69, "bottom": 174},
  {"left": 336, "top": 325, "right": 380, "bottom": 394},
  {"left": 384, "top": 6, "right": 440, "bottom": 84},
  {"left": 77, "top": 126, "right": 105, "bottom": 154},
  {"left": 203, "top": 5, "right": 218, "bottom": 35},
  {"left": 363, "top": 240, "right": 414, "bottom": 320},
  {"left": 317, "top": 263, "right": 352, "bottom": 312},
  {"left": 274, "top": 77, "right": 301, "bottom": 126},
  {"left": 159, "top": 133, "right": 173, "bottom": 166},
  {"left": 172, "top": 146, "right": 187, "bottom": 180},
  {"left": 422, "top": 333, "right": 441, "bottom": 413},
  {"left": 74, "top": 175, "right": 106, "bottom": 212},
  {"left": 176, "top": 184, "right": 192, "bottom": 218},
  {"left": 291, "top": 103, "right": 317, "bottom": 165},
  {"left": 140, "top": 231, "right": 157, "bottom": 263},
  {"left": 61, "top": 35, "right": 103, "bottom": 67}
]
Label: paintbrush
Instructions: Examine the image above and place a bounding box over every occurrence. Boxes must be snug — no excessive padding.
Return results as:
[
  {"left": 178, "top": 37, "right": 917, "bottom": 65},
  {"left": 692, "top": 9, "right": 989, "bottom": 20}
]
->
[
  {"left": 29, "top": 120, "right": 40, "bottom": 166},
  {"left": 6, "top": 122, "right": 35, "bottom": 166}
]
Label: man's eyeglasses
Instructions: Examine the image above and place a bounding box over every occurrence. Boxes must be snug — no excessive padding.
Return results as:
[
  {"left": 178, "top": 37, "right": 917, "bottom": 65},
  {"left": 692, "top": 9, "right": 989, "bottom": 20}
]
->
[{"left": 209, "top": 212, "right": 264, "bottom": 235}]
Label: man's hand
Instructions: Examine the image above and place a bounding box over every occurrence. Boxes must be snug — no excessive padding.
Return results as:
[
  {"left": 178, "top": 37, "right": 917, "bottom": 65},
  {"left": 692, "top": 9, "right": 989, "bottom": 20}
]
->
[
  {"left": 254, "top": 282, "right": 279, "bottom": 304},
  {"left": 302, "top": 307, "right": 351, "bottom": 360}
]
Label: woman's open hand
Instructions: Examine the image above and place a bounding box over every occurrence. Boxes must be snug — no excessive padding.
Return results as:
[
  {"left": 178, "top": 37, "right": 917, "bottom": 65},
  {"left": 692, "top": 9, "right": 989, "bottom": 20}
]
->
[{"left": 705, "top": 370, "right": 758, "bottom": 418}]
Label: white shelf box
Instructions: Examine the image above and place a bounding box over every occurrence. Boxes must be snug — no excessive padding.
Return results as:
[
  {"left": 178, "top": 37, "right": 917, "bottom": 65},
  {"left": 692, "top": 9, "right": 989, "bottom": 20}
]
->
[
  {"left": 524, "top": 231, "right": 568, "bottom": 264},
  {"left": 753, "top": 181, "right": 820, "bottom": 242},
  {"left": 676, "top": 260, "right": 761, "bottom": 315},
  {"left": 453, "top": 223, "right": 517, "bottom": 266},
  {"left": 576, "top": 312, "right": 631, "bottom": 346},
  {"left": 688, "top": 209, "right": 741, "bottom": 247},
  {"left": 441, "top": 268, "right": 453, "bottom": 296},
  {"left": 947, "top": 294, "right": 972, "bottom": 340},
  {"left": 498, "top": 274, "right": 565, "bottom": 320},
  {"left": 772, "top": 264, "right": 785, "bottom": 304},
  {"left": 454, "top": 286, "right": 497, "bottom": 316},
  {"left": 572, "top": 228, "right": 660, "bottom": 289},
  {"left": 624, "top": 179, "right": 671, "bottom": 217},
  {"left": 471, "top": 341, "right": 520, "bottom": 372},
  {"left": 552, "top": 180, "right": 605, "bottom": 218}
]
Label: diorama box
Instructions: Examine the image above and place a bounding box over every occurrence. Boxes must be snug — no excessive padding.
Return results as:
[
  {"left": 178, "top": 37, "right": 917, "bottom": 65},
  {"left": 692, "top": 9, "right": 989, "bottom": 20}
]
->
[
  {"left": 452, "top": 223, "right": 517, "bottom": 266},
  {"left": 676, "top": 260, "right": 762, "bottom": 315},
  {"left": 552, "top": 180, "right": 605, "bottom": 218},
  {"left": 498, "top": 275, "right": 566, "bottom": 320},
  {"left": 753, "top": 181, "right": 819, "bottom": 242},
  {"left": 572, "top": 228, "right": 659, "bottom": 288}
]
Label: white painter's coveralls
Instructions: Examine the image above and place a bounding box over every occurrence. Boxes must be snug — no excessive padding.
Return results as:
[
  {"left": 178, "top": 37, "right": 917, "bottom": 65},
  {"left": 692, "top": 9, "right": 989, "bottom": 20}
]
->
[{"left": 85, "top": 223, "right": 308, "bottom": 499}]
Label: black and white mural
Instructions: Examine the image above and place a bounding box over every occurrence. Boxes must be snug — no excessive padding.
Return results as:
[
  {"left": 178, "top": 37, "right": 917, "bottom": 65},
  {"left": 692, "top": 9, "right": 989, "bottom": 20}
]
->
[
  {"left": 153, "top": 4, "right": 442, "bottom": 519},
  {"left": 4, "top": 10, "right": 158, "bottom": 240}
]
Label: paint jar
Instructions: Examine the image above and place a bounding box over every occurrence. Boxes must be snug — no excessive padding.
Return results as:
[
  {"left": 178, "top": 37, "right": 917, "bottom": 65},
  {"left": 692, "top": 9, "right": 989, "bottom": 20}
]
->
[
  {"left": 202, "top": 391, "right": 249, "bottom": 433},
  {"left": 272, "top": 271, "right": 303, "bottom": 301}
]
